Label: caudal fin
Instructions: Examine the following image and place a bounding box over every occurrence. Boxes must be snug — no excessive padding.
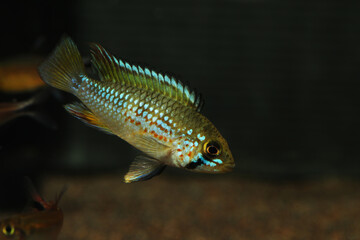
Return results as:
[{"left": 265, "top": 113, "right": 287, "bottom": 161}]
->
[{"left": 38, "top": 36, "right": 85, "bottom": 93}]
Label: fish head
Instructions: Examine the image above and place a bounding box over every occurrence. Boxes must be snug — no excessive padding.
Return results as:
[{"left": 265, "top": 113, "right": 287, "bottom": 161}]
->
[
  {"left": 0, "top": 219, "right": 23, "bottom": 240},
  {"left": 184, "top": 124, "right": 235, "bottom": 173}
]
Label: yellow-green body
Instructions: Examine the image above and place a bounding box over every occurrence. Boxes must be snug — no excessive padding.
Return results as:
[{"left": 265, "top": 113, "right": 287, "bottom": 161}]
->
[{"left": 39, "top": 37, "right": 235, "bottom": 182}]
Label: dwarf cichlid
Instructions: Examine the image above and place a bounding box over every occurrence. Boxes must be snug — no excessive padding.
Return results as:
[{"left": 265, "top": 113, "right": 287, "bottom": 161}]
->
[
  {"left": 0, "top": 182, "right": 64, "bottom": 240},
  {"left": 39, "top": 37, "right": 235, "bottom": 183}
]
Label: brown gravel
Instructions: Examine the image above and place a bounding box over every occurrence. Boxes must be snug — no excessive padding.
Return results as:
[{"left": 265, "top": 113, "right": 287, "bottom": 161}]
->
[{"left": 4, "top": 175, "right": 360, "bottom": 240}]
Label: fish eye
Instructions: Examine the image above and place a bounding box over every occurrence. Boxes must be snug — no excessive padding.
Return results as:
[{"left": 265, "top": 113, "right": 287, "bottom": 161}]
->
[
  {"left": 204, "top": 141, "right": 221, "bottom": 157},
  {"left": 2, "top": 225, "right": 15, "bottom": 236}
]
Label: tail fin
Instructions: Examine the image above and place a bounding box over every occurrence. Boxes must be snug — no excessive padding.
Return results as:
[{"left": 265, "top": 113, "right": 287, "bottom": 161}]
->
[{"left": 38, "top": 36, "right": 85, "bottom": 93}]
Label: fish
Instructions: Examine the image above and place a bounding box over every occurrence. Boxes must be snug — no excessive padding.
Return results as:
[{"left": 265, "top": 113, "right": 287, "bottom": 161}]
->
[
  {"left": 0, "top": 57, "right": 45, "bottom": 93},
  {"left": 0, "top": 90, "right": 55, "bottom": 128},
  {"left": 39, "top": 37, "right": 235, "bottom": 183},
  {"left": 0, "top": 180, "right": 64, "bottom": 240}
]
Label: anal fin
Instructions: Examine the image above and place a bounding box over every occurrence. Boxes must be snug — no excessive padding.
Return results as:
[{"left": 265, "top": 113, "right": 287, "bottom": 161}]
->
[
  {"left": 124, "top": 156, "right": 166, "bottom": 183},
  {"left": 64, "top": 102, "right": 112, "bottom": 134}
]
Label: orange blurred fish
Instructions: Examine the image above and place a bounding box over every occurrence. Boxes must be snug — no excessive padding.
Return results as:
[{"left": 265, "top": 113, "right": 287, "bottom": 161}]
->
[
  {"left": 39, "top": 37, "right": 235, "bottom": 183},
  {"left": 0, "top": 57, "right": 45, "bottom": 93},
  {"left": 0, "top": 182, "right": 65, "bottom": 240}
]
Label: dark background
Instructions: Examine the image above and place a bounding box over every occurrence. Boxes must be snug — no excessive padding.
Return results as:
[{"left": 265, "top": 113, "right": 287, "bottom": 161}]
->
[
  {"left": 1, "top": 0, "right": 360, "bottom": 204},
  {"left": 1, "top": 1, "right": 360, "bottom": 239}
]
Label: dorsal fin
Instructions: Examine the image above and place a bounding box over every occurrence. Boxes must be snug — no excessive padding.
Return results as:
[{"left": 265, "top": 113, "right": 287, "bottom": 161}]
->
[{"left": 89, "top": 43, "right": 203, "bottom": 112}]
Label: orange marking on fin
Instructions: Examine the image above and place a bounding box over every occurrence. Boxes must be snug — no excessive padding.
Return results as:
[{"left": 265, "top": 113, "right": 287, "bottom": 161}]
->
[
  {"left": 158, "top": 136, "right": 163, "bottom": 140},
  {"left": 135, "top": 121, "right": 141, "bottom": 126},
  {"left": 130, "top": 119, "right": 135, "bottom": 123},
  {"left": 154, "top": 133, "right": 158, "bottom": 138},
  {"left": 177, "top": 149, "right": 182, "bottom": 152},
  {"left": 163, "top": 137, "right": 167, "bottom": 142},
  {"left": 65, "top": 103, "right": 111, "bottom": 133}
]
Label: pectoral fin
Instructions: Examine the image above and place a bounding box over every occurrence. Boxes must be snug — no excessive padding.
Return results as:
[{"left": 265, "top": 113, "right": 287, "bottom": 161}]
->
[
  {"left": 124, "top": 156, "right": 166, "bottom": 183},
  {"left": 133, "top": 134, "right": 170, "bottom": 157},
  {"left": 65, "top": 102, "right": 113, "bottom": 134}
]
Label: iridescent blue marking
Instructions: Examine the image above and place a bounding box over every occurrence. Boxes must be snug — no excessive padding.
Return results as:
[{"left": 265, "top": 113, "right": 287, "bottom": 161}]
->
[
  {"left": 197, "top": 134, "right": 205, "bottom": 141},
  {"left": 139, "top": 66, "right": 145, "bottom": 76},
  {"left": 212, "top": 159, "right": 223, "bottom": 164},
  {"left": 171, "top": 78, "right": 177, "bottom": 88},
  {"left": 193, "top": 153, "right": 216, "bottom": 167},
  {"left": 110, "top": 95, "right": 114, "bottom": 102},
  {"left": 119, "top": 59, "right": 125, "bottom": 68},
  {"left": 142, "top": 111, "right": 148, "bottom": 118},
  {"left": 145, "top": 68, "right": 151, "bottom": 78},
  {"left": 124, "top": 63, "right": 131, "bottom": 73},
  {"left": 132, "top": 65, "right": 139, "bottom": 74},
  {"left": 151, "top": 70, "right": 158, "bottom": 80},
  {"left": 159, "top": 74, "right": 164, "bottom": 83},
  {"left": 165, "top": 75, "right": 171, "bottom": 84}
]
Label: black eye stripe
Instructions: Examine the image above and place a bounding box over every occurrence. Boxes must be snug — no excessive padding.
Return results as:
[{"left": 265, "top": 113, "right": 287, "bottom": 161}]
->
[{"left": 185, "top": 158, "right": 203, "bottom": 169}]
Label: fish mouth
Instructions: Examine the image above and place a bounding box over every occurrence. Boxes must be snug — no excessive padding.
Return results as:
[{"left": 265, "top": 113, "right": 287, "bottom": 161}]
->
[{"left": 219, "top": 162, "right": 235, "bottom": 173}]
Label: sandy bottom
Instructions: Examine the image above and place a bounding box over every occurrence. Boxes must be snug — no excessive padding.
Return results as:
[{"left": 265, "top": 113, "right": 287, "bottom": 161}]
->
[{"left": 3, "top": 175, "right": 360, "bottom": 240}]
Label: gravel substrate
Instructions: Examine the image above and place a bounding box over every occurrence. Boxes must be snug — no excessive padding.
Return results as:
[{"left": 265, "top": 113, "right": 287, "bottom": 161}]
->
[{"left": 3, "top": 175, "right": 360, "bottom": 240}]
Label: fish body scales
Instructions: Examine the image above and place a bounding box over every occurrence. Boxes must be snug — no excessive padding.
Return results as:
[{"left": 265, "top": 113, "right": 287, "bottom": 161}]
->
[{"left": 75, "top": 77, "right": 204, "bottom": 166}]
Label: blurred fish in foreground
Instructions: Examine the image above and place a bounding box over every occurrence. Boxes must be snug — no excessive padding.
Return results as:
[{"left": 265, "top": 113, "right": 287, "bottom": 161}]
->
[
  {"left": 0, "top": 180, "right": 65, "bottom": 240},
  {"left": 39, "top": 37, "right": 235, "bottom": 183},
  {"left": 0, "top": 90, "right": 55, "bottom": 129},
  {"left": 0, "top": 57, "right": 45, "bottom": 94}
]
